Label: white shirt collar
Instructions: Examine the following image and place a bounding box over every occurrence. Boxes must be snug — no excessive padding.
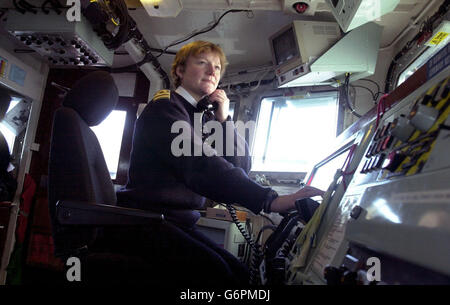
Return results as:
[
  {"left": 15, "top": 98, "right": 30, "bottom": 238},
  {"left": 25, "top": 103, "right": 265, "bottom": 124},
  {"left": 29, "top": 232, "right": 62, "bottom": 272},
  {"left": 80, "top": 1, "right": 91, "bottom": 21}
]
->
[{"left": 175, "top": 86, "right": 198, "bottom": 108}]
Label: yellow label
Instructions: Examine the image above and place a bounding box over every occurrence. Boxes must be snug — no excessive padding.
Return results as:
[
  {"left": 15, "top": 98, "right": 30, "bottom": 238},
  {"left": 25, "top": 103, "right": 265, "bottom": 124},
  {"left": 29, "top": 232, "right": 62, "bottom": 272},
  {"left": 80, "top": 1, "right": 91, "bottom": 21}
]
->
[{"left": 429, "top": 32, "right": 449, "bottom": 45}]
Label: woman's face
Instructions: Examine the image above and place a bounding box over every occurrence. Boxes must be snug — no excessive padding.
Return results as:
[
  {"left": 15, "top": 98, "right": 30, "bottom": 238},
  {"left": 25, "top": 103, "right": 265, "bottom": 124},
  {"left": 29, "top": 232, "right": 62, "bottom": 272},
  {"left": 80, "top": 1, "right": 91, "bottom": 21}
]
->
[{"left": 176, "top": 51, "right": 222, "bottom": 101}]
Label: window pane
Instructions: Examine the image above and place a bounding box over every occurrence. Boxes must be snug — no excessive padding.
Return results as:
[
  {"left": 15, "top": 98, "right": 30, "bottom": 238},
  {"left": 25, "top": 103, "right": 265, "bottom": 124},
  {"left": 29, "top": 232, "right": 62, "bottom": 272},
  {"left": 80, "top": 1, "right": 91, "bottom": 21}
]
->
[
  {"left": 0, "top": 97, "right": 21, "bottom": 153},
  {"left": 397, "top": 50, "right": 429, "bottom": 87},
  {"left": 91, "top": 110, "right": 127, "bottom": 179},
  {"left": 229, "top": 102, "right": 235, "bottom": 120},
  {"left": 252, "top": 94, "right": 338, "bottom": 172}
]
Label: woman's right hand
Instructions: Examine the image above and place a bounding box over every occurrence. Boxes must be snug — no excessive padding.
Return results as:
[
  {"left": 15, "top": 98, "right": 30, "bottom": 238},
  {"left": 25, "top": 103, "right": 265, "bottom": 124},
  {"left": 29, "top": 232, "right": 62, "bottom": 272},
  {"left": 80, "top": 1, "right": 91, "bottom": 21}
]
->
[{"left": 269, "top": 186, "right": 325, "bottom": 213}]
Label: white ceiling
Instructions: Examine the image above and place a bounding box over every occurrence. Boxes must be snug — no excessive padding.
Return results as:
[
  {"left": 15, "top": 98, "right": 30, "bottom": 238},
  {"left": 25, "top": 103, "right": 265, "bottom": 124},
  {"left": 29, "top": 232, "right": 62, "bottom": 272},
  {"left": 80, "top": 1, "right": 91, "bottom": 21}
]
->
[
  {"left": 124, "top": 0, "right": 436, "bottom": 75},
  {"left": 126, "top": 9, "right": 335, "bottom": 71}
]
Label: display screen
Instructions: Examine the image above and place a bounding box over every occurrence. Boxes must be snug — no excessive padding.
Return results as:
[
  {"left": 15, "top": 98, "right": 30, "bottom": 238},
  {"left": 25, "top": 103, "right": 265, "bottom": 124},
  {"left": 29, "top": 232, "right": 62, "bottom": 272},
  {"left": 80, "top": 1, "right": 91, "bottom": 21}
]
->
[
  {"left": 306, "top": 146, "right": 352, "bottom": 191},
  {"left": 272, "top": 27, "right": 299, "bottom": 66}
]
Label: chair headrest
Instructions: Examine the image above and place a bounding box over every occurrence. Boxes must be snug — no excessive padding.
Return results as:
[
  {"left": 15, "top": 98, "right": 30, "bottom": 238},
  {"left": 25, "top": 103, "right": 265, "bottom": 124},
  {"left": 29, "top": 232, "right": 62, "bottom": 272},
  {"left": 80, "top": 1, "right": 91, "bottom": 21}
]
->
[
  {"left": 63, "top": 71, "right": 119, "bottom": 126},
  {"left": 0, "top": 87, "right": 11, "bottom": 121}
]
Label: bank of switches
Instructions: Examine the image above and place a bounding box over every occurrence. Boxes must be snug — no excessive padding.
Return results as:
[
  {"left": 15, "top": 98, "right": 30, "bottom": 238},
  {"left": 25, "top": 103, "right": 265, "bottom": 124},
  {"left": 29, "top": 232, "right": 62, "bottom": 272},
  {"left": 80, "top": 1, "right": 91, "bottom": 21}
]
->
[
  {"left": 5, "top": 10, "right": 114, "bottom": 66},
  {"left": 360, "top": 76, "right": 449, "bottom": 179}
]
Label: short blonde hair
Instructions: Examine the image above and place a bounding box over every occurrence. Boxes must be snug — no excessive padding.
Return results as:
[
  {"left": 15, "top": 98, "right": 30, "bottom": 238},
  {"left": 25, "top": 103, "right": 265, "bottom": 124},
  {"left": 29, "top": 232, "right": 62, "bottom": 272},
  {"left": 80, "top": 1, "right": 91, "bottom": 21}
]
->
[{"left": 171, "top": 41, "right": 228, "bottom": 88}]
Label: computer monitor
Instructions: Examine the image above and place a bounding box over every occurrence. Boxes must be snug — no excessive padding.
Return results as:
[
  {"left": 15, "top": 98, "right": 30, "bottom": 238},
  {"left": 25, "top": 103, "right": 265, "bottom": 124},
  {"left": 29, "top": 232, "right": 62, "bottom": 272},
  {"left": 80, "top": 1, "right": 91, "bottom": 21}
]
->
[
  {"left": 305, "top": 142, "right": 355, "bottom": 192},
  {"left": 268, "top": 20, "right": 341, "bottom": 76},
  {"left": 272, "top": 26, "right": 298, "bottom": 67}
]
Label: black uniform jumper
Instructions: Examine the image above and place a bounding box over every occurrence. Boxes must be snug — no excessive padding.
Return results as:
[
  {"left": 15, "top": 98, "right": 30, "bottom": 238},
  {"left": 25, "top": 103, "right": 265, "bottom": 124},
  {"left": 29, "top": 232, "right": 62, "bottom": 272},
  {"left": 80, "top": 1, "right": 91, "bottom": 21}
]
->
[{"left": 119, "top": 90, "right": 273, "bottom": 223}]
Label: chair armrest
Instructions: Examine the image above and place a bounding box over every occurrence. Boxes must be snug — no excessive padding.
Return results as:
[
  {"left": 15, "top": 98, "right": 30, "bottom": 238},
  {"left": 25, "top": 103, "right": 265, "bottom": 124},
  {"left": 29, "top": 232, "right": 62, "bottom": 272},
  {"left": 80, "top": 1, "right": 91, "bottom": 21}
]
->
[{"left": 56, "top": 200, "right": 164, "bottom": 226}]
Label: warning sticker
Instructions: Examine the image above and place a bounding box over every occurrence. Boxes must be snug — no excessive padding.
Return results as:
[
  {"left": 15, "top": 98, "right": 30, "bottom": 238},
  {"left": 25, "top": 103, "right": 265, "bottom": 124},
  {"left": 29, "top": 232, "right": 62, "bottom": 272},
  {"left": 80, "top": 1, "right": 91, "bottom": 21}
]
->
[{"left": 427, "top": 32, "right": 449, "bottom": 46}]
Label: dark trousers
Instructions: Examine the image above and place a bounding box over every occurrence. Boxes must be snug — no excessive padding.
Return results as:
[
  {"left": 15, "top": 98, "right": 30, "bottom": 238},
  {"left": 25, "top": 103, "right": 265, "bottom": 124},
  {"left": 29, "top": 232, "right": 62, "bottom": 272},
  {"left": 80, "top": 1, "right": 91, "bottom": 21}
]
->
[{"left": 84, "top": 220, "right": 250, "bottom": 286}]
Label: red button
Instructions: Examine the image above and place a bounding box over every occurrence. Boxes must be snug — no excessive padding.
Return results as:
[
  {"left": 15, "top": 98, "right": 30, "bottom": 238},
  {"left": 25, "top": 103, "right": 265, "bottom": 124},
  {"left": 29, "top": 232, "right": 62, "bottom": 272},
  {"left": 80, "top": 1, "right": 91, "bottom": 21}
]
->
[{"left": 382, "top": 135, "right": 393, "bottom": 151}]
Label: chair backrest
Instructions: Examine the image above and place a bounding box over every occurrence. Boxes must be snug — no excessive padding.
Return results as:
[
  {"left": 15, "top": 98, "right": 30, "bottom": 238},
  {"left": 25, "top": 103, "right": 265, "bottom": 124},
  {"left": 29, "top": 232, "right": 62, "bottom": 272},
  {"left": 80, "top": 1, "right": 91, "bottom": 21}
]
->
[{"left": 48, "top": 71, "right": 119, "bottom": 255}]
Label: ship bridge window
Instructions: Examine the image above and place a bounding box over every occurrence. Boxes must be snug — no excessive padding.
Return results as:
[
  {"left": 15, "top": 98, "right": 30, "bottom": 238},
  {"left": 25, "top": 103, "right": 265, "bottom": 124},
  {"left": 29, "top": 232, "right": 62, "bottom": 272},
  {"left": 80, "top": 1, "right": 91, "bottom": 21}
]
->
[
  {"left": 0, "top": 97, "right": 21, "bottom": 153},
  {"left": 91, "top": 110, "right": 127, "bottom": 180},
  {"left": 397, "top": 49, "right": 429, "bottom": 87},
  {"left": 251, "top": 92, "right": 339, "bottom": 172}
]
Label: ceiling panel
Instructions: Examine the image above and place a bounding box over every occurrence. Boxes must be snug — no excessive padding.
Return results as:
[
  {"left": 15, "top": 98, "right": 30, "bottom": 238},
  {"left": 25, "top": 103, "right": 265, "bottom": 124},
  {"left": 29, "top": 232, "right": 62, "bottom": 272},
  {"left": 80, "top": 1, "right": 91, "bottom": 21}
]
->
[
  {"left": 126, "top": 0, "right": 436, "bottom": 75},
  {"left": 128, "top": 8, "right": 336, "bottom": 72},
  {"left": 0, "top": 0, "right": 439, "bottom": 78}
]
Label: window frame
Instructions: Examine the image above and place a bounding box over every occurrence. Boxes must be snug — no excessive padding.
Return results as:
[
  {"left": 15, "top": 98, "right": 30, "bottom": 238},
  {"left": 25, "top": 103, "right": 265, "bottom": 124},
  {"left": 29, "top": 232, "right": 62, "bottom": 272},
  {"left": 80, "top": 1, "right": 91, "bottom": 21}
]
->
[{"left": 111, "top": 72, "right": 149, "bottom": 185}]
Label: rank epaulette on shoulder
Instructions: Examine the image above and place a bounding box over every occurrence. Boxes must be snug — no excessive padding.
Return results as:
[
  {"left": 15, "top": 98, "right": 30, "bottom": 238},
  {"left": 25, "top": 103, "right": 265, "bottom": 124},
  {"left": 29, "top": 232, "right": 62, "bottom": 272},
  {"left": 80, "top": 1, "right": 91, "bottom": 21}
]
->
[{"left": 152, "top": 89, "right": 170, "bottom": 102}]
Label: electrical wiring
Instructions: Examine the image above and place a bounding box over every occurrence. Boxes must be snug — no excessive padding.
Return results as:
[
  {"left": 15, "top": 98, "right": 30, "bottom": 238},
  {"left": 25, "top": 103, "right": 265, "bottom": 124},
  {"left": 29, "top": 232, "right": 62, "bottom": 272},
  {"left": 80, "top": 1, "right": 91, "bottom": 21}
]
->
[
  {"left": 385, "top": 0, "right": 449, "bottom": 93},
  {"left": 219, "top": 77, "right": 276, "bottom": 94},
  {"left": 216, "top": 201, "right": 267, "bottom": 284},
  {"left": 250, "top": 68, "right": 272, "bottom": 92},
  {"left": 256, "top": 225, "right": 277, "bottom": 247},
  {"left": 18, "top": 0, "right": 37, "bottom": 14},
  {"left": 340, "top": 143, "right": 357, "bottom": 190},
  {"left": 258, "top": 213, "right": 275, "bottom": 226},
  {"left": 156, "top": 9, "right": 253, "bottom": 58},
  {"left": 12, "top": 0, "right": 26, "bottom": 14},
  {"left": 376, "top": 93, "right": 389, "bottom": 130},
  {"left": 226, "top": 204, "right": 263, "bottom": 285},
  {"left": 86, "top": 0, "right": 171, "bottom": 87},
  {"left": 101, "top": 0, "right": 131, "bottom": 50},
  {"left": 358, "top": 78, "right": 385, "bottom": 101},
  {"left": 119, "top": 16, "right": 171, "bottom": 87},
  {"left": 41, "top": 0, "right": 67, "bottom": 15},
  {"left": 343, "top": 74, "right": 363, "bottom": 118},
  {"left": 84, "top": 0, "right": 133, "bottom": 50},
  {"left": 6, "top": 0, "right": 170, "bottom": 88},
  {"left": 350, "top": 85, "right": 376, "bottom": 101},
  {"left": 359, "top": 78, "right": 381, "bottom": 94},
  {"left": 350, "top": 84, "right": 385, "bottom": 106}
]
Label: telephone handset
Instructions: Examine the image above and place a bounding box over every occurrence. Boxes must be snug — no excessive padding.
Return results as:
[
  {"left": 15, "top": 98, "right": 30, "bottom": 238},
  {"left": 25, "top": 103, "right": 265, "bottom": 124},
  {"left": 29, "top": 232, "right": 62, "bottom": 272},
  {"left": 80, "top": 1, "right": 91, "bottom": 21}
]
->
[
  {"left": 198, "top": 95, "right": 218, "bottom": 141},
  {"left": 262, "top": 198, "right": 320, "bottom": 284},
  {"left": 197, "top": 95, "right": 219, "bottom": 112}
]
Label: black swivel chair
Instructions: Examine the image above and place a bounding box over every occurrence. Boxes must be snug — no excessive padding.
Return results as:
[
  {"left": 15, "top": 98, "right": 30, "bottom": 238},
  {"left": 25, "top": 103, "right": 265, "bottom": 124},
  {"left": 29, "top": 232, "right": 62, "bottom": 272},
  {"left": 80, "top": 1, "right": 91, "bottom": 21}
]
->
[{"left": 48, "top": 71, "right": 163, "bottom": 284}]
